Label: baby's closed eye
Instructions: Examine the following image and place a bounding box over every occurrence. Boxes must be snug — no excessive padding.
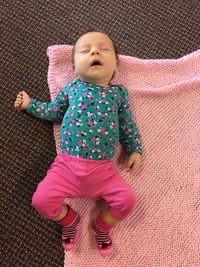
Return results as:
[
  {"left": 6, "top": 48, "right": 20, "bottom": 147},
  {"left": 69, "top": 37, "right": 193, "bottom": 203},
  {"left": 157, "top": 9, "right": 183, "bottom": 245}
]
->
[
  {"left": 80, "top": 50, "right": 89, "bottom": 53},
  {"left": 101, "top": 48, "right": 110, "bottom": 51}
]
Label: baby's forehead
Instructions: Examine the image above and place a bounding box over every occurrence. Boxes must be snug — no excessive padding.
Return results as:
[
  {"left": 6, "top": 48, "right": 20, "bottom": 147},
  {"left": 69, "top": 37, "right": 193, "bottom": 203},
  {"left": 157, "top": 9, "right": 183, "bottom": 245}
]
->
[{"left": 75, "top": 32, "right": 113, "bottom": 48}]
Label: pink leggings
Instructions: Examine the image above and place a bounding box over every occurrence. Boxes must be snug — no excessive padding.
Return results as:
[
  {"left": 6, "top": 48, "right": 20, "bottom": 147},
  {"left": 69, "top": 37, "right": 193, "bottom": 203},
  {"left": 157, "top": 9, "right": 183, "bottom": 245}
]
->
[{"left": 32, "top": 153, "right": 137, "bottom": 221}]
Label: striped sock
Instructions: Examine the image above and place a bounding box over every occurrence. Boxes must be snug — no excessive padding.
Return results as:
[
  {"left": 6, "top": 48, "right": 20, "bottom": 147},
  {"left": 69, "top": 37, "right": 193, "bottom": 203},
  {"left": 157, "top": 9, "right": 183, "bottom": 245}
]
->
[
  {"left": 62, "top": 215, "right": 80, "bottom": 249},
  {"left": 91, "top": 219, "right": 113, "bottom": 255},
  {"left": 57, "top": 206, "right": 80, "bottom": 250}
]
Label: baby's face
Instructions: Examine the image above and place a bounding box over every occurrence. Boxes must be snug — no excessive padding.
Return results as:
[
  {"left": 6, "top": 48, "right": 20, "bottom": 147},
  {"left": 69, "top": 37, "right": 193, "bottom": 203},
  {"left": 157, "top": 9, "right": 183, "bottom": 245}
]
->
[{"left": 73, "top": 32, "right": 117, "bottom": 86}]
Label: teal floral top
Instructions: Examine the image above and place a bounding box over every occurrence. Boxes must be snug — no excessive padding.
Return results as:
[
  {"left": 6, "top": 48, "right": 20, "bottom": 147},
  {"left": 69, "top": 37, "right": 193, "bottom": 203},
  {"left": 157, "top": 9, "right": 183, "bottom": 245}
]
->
[{"left": 27, "top": 79, "right": 142, "bottom": 160}]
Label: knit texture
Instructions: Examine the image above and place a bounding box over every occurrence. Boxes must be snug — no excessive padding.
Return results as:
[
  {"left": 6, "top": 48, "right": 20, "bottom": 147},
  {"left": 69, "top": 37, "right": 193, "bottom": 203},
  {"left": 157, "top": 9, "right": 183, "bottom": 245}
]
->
[{"left": 47, "top": 45, "right": 200, "bottom": 267}]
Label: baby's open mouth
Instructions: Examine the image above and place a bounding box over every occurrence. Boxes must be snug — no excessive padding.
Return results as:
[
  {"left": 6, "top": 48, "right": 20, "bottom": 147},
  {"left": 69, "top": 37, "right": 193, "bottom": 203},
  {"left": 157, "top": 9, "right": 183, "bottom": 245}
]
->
[{"left": 90, "top": 59, "right": 102, "bottom": 66}]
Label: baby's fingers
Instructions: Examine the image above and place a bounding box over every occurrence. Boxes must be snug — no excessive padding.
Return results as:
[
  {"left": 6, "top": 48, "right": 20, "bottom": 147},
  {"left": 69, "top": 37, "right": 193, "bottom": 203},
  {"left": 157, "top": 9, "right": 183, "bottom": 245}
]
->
[
  {"left": 18, "top": 92, "right": 24, "bottom": 99},
  {"left": 132, "top": 159, "right": 141, "bottom": 171},
  {"left": 14, "top": 94, "right": 23, "bottom": 109},
  {"left": 14, "top": 100, "right": 22, "bottom": 109}
]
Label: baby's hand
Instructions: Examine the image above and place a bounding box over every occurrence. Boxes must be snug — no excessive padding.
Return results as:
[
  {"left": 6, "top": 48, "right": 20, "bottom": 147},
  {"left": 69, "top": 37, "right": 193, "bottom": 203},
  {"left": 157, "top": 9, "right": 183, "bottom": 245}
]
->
[
  {"left": 14, "top": 91, "right": 31, "bottom": 111},
  {"left": 125, "top": 152, "right": 141, "bottom": 172}
]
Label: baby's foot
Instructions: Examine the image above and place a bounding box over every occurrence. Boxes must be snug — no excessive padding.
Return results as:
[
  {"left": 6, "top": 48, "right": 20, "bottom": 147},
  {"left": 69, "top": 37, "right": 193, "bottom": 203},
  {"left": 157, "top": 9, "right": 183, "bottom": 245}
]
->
[
  {"left": 91, "top": 221, "right": 113, "bottom": 256},
  {"left": 62, "top": 214, "right": 80, "bottom": 251}
]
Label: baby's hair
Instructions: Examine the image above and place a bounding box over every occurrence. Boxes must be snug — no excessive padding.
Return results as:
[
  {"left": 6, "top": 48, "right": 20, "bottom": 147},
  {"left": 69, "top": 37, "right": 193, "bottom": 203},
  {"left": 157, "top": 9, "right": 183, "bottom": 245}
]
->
[{"left": 72, "top": 27, "right": 119, "bottom": 65}]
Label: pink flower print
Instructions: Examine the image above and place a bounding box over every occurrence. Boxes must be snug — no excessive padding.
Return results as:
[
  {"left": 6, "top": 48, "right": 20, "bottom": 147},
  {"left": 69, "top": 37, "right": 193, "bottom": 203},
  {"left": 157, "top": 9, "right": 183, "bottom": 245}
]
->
[
  {"left": 109, "top": 121, "right": 116, "bottom": 127},
  {"left": 52, "top": 107, "right": 59, "bottom": 111},
  {"left": 83, "top": 93, "right": 87, "bottom": 97},
  {"left": 81, "top": 104, "right": 87, "bottom": 109},
  {"left": 92, "top": 147, "right": 99, "bottom": 152},
  {"left": 102, "top": 151, "right": 107, "bottom": 158},
  {"left": 64, "top": 130, "right": 70, "bottom": 135},
  {"left": 88, "top": 120, "right": 93, "bottom": 126},
  {"left": 126, "top": 109, "right": 130, "bottom": 113},
  {"left": 87, "top": 112, "right": 93, "bottom": 117},
  {"left": 38, "top": 105, "right": 43, "bottom": 110},
  {"left": 134, "top": 138, "right": 138, "bottom": 143},
  {"left": 100, "top": 127, "right": 106, "bottom": 134},
  {"left": 91, "top": 137, "right": 96, "bottom": 142},
  {"left": 97, "top": 92, "right": 102, "bottom": 95},
  {"left": 125, "top": 130, "right": 130, "bottom": 135},
  {"left": 111, "top": 105, "right": 115, "bottom": 111},
  {"left": 112, "top": 143, "right": 116, "bottom": 148},
  {"left": 78, "top": 141, "right": 83, "bottom": 146}
]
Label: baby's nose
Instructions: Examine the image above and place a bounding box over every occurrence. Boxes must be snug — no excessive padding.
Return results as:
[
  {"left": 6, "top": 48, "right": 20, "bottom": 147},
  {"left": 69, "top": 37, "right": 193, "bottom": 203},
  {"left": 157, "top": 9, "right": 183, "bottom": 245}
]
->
[{"left": 91, "top": 47, "right": 99, "bottom": 55}]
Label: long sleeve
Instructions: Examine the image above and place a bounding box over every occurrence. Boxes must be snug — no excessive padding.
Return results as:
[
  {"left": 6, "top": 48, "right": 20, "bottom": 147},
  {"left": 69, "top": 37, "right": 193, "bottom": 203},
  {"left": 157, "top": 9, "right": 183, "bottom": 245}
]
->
[
  {"left": 118, "top": 85, "right": 143, "bottom": 155},
  {"left": 26, "top": 85, "right": 69, "bottom": 122}
]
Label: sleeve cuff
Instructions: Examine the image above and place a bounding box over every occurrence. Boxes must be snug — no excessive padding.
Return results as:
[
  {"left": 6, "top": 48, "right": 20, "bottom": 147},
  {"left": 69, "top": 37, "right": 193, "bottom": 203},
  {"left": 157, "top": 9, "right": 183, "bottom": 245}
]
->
[
  {"left": 127, "top": 147, "right": 143, "bottom": 156},
  {"left": 26, "top": 99, "right": 35, "bottom": 113}
]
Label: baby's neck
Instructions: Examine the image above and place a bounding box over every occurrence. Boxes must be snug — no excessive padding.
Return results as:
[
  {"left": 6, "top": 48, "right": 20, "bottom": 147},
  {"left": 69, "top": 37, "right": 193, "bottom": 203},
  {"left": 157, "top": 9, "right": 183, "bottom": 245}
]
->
[{"left": 78, "top": 78, "right": 110, "bottom": 87}]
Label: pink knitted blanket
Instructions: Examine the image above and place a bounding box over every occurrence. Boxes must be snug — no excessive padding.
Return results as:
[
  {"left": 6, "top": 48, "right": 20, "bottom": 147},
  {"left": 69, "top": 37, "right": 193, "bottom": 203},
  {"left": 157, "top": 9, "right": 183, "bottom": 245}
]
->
[{"left": 47, "top": 45, "right": 200, "bottom": 267}]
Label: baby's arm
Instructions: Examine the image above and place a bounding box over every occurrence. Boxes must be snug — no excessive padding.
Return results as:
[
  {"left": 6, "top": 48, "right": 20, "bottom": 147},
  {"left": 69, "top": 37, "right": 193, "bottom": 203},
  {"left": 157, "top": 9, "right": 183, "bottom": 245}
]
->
[
  {"left": 14, "top": 87, "right": 69, "bottom": 122},
  {"left": 118, "top": 88, "right": 142, "bottom": 155},
  {"left": 118, "top": 86, "right": 143, "bottom": 171}
]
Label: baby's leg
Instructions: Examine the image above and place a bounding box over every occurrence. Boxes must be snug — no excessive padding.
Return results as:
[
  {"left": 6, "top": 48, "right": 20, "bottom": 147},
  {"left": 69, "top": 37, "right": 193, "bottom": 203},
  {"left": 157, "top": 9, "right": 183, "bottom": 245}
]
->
[
  {"left": 103, "top": 178, "right": 137, "bottom": 222},
  {"left": 32, "top": 153, "right": 81, "bottom": 250},
  {"left": 57, "top": 204, "right": 80, "bottom": 251},
  {"left": 91, "top": 164, "right": 137, "bottom": 255}
]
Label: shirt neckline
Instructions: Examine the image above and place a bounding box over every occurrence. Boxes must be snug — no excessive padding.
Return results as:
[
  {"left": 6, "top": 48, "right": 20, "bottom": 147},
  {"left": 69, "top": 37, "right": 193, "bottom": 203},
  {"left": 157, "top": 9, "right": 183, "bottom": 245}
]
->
[{"left": 77, "top": 79, "right": 114, "bottom": 89}]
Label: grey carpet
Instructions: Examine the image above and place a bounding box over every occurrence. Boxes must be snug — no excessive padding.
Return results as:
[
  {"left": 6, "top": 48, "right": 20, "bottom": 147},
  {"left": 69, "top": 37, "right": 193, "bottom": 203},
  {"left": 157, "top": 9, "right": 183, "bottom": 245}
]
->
[{"left": 1, "top": 0, "right": 200, "bottom": 266}]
